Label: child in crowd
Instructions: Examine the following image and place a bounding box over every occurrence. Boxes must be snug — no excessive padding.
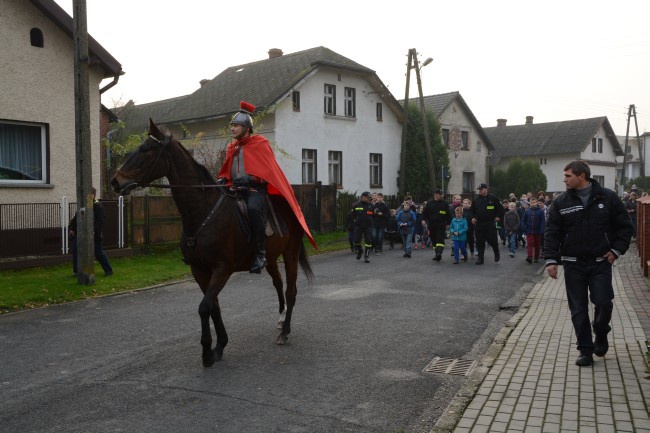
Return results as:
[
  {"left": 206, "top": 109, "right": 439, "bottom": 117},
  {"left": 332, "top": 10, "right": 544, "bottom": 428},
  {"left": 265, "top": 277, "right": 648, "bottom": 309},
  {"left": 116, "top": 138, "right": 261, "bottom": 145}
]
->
[
  {"left": 449, "top": 206, "right": 468, "bottom": 264},
  {"left": 462, "top": 198, "right": 475, "bottom": 258},
  {"left": 414, "top": 205, "right": 424, "bottom": 249},
  {"left": 521, "top": 197, "right": 545, "bottom": 263},
  {"left": 396, "top": 202, "right": 416, "bottom": 258},
  {"left": 503, "top": 202, "right": 520, "bottom": 258},
  {"left": 385, "top": 209, "right": 399, "bottom": 250}
]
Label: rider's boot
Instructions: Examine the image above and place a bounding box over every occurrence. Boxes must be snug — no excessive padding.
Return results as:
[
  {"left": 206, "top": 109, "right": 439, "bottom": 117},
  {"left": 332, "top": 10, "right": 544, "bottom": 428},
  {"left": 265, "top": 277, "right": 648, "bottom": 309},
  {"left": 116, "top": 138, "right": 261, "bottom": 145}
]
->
[{"left": 250, "top": 223, "right": 267, "bottom": 274}]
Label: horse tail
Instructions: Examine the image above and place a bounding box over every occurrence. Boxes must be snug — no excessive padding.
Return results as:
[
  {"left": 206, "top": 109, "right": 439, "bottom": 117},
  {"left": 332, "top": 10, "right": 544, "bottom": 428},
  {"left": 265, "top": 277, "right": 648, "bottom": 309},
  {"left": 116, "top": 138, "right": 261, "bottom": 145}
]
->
[{"left": 298, "top": 240, "right": 314, "bottom": 284}]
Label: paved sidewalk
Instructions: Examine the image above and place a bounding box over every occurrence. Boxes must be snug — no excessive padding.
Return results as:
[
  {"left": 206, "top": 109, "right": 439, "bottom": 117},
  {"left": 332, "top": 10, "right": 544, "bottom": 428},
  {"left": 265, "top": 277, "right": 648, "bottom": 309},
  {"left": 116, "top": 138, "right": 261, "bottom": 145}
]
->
[{"left": 433, "top": 244, "right": 650, "bottom": 432}]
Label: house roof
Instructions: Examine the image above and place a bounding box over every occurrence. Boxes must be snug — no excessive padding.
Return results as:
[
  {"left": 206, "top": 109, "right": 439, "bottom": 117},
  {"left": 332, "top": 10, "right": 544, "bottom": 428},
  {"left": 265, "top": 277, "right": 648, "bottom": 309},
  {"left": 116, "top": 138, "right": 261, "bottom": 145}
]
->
[
  {"left": 484, "top": 117, "right": 623, "bottom": 159},
  {"left": 400, "top": 91, "right": 494, "bottom": 151},
  {"left": 120, "top": 46, "right": 405, "bottom": 131},
  {"left": 28, "top": 0, "right": 123, "bottom": 78}
]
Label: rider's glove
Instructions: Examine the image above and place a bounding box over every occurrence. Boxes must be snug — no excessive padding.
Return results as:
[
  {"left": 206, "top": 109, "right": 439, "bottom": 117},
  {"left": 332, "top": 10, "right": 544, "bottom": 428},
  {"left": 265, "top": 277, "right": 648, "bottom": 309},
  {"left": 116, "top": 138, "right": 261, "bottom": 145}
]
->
[{"left": 233, "top": 175, "right": 254, "bottom": 187}]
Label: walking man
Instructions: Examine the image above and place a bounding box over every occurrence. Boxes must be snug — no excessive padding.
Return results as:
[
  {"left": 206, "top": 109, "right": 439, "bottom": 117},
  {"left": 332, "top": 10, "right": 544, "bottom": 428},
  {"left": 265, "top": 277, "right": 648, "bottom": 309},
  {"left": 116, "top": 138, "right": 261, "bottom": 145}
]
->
[
  {"left": 351, "top": 191, "right": 375, "bottom": 263},
  {"left": 423, "top": 189, "right": 451, "bottom": 261},
  {"left": 544, "top": 160, "right": 633, "bottom": 366},
  {"left": 470, "top": 183, "right": 504, "bottom": 264}
]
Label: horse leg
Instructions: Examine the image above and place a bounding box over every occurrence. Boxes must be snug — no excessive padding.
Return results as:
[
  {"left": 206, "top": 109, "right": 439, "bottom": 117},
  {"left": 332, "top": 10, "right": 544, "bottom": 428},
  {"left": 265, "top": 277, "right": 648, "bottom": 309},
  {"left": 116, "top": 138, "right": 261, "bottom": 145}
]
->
[
  {"left": 277, "top": 253, "right": 298, "bottom": 345},
  {"left": 197, "top": 268, "right": 231, "bottom": 367},
  {"left": 210, "top": 298, "right": 228, "bottom": 361},
  {"left": 265, "top": 259, "right": 285, "bottom": 330}
]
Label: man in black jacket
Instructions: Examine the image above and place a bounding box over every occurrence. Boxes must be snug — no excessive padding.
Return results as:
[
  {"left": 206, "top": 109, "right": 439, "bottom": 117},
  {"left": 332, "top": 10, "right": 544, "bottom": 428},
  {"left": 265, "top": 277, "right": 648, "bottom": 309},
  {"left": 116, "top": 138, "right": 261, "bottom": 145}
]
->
[
  {"left": 544, "top": 160, "right": 632, "bottom": 367},
  {"left": 423, "top": 189, "right": 451, "bottom": 261},
  {"left": 470, "top": 183, "right": 504, "bottom": 264},
  {"left": 371, "top": 193, "right": 390, "bottom": 254},
  {"left": 351, "top": 191, "right": 375, "bottom": 263}
]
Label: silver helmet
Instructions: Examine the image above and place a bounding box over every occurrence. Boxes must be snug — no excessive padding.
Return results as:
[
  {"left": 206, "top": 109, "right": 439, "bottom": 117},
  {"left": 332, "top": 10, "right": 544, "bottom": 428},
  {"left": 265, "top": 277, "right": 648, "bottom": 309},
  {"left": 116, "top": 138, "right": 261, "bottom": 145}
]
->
[{"left": 231, "top": 101, "right": 255, "bottom": 133}]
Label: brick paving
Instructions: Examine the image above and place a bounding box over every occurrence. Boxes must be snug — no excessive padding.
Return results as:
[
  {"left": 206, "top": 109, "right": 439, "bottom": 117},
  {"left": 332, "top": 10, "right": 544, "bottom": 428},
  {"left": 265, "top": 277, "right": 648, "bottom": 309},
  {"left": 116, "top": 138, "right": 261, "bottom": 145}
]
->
[{"left": 433, "top": 244, "right": 650, "bottom": 432}]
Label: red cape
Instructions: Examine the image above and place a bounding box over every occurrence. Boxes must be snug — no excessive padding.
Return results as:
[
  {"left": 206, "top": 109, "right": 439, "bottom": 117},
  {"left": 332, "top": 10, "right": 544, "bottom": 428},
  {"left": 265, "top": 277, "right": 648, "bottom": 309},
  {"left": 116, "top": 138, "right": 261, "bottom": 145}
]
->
[{"left": 218, "top": 135, "right": 317, "bottom": 249}]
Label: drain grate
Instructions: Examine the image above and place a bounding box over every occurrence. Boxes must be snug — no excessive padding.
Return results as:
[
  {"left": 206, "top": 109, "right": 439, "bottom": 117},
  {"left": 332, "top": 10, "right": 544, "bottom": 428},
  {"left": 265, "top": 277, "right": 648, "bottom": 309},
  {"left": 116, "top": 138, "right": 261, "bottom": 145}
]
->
[{"left": 424, "top": 357, "right": 478, "bottom": 376}]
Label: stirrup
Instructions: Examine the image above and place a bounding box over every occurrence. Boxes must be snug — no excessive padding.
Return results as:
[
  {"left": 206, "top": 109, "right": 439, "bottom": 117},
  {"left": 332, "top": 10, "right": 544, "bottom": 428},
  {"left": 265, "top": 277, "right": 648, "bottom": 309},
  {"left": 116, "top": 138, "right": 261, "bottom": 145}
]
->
[{"left": 249, "top": 254, "right": 266, "bottom": 274}]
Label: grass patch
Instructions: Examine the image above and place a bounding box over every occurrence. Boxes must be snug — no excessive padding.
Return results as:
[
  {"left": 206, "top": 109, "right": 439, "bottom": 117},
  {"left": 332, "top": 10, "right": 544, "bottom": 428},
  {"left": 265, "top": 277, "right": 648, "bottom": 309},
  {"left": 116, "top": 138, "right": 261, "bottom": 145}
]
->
[{"left": 0, "top": 231, "right": 349, "bottom": 314}]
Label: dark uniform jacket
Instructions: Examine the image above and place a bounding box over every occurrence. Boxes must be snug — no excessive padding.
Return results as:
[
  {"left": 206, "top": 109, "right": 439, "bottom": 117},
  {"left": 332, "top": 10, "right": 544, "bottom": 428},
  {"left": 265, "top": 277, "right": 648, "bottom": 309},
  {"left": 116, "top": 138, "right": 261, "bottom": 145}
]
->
[
  {"left": 470, "top": 194, "right": 505, "bottom": 229},
  {"left": 371, "top": 202, "right": 390, "bottom": 228},
  {"left": 69, "top": 200, "right": 106, "bottom": 240},
  {"left": 423, "top": 199, "right": 452, "bottom": 226},
  {"left": 352, "top": 200, "right": 374, "bottom": 229},
  {"left": 544, "top": 179, "right": 632, "bottom": 264}
]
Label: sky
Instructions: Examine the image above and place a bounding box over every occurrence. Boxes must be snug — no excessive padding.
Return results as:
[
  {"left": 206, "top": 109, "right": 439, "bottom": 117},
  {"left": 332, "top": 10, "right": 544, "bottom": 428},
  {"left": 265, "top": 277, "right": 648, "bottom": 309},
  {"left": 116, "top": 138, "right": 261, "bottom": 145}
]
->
[{"left": 54, "top": 0, "right": 650, "bottom": 137}]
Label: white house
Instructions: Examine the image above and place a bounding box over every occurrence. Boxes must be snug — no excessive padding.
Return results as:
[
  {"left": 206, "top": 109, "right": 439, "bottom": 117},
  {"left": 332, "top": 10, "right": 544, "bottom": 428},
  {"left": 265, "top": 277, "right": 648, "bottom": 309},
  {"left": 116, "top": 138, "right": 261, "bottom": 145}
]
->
[
  {"left": 119, "top": 47, "right": 405, "bottom": 196},
  {"left": 484, "top": 116, "right": 623, "bottom": 193},
  {"left": 417, "top": 92, "right": 494, "bottom": 194},
  {"left": 0, "top": 0, "right": 123, "bottom": 204}
]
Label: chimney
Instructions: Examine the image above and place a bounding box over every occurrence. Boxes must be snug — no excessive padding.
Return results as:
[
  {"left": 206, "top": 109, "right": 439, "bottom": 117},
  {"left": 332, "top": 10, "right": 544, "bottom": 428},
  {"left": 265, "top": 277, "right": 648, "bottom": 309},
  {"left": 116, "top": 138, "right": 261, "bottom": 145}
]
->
[
  {"left": 497, "top": 118, "right": 507, "bottom": 127},
  {"left": 526, "top": 116, "right": 534, "bottom": 125},
  {"left": 199, "top": 79, "right": 210, "bottom": 87},
  {"left": 268, "top": 48, "right": 283, "bottom": 59}
]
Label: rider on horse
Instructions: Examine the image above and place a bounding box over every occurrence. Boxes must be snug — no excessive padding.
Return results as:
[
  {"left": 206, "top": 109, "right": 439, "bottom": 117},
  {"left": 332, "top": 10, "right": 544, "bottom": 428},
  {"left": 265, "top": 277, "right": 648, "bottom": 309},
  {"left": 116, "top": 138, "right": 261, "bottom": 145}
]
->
[{"left": 217, "top": 101, "right": 316, "bottom": 273}]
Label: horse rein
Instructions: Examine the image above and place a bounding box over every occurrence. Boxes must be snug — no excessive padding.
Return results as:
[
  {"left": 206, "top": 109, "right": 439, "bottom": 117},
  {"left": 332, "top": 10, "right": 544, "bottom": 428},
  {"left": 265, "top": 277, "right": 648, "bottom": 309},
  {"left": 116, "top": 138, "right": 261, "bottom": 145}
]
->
[{"left": 117, "top": 134, "right": 227, "bottom": 190}]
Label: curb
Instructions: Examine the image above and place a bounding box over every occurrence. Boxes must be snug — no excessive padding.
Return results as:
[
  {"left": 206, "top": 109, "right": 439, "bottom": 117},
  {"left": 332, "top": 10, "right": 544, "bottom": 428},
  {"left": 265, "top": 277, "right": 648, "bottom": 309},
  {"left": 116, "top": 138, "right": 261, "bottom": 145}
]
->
[{"left": 429, "top": 280, "right": 539, "bottom": 433}]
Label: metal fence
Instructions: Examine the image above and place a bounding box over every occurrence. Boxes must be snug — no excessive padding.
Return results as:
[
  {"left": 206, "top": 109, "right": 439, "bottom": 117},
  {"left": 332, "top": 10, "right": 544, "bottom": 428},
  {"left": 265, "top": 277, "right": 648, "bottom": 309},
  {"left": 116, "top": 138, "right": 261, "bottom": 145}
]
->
[{"left": 0, "top": 199, "right": 127, "bottom": 259}]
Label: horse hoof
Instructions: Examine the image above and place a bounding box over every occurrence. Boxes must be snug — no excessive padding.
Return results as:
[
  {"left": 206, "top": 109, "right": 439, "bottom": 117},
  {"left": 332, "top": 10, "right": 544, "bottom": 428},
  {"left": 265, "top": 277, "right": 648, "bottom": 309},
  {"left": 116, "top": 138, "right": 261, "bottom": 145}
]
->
[
  {"left": 214, "top": 346, "right": 224, "bottom": 362},
  {"left": 202, "top": 354, "right": 216, "bottom": 368},
  {"left": 276, "top": 334, "right": 288, "bottom": 345}
]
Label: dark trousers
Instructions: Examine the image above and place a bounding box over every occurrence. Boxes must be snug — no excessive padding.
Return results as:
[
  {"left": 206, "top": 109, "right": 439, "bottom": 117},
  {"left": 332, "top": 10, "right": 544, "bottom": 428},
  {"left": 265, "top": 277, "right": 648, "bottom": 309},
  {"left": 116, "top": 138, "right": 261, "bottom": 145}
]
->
[
  {"left": 563, "top": 260, "right": 614, "bottom": 354},
  {"left": 431, "top": 222, "right": 446, "bottom": 253},
  {"left": 71, "top": 236, "right": 113, "bottom": 274},
  {"left": 245, "top": 190, "right": 266, "bottom": 251},
  {"left": 354, "top": 226, "right": 372, "bottom": 250},
  {"left": 475, "top": 225, "right": 498, "bottom": 259},
  {"left": 466, "top": 227, "right": 475, "bottom": 254}
]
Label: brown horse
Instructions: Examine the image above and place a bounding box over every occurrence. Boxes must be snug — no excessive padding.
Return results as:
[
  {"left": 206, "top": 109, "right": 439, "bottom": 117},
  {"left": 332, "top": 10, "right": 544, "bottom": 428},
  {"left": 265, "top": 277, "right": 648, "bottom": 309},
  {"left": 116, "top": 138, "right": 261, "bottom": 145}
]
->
[{"left": 111, "top": 119, "right": 314, "bottom": 367}]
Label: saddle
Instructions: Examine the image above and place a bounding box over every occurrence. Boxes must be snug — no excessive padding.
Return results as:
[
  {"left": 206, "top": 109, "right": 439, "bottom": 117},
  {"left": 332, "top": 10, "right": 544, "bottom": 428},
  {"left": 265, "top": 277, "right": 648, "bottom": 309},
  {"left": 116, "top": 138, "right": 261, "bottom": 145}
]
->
[{"left": 234, "top": 193, "right": 285, "bottom": 242}]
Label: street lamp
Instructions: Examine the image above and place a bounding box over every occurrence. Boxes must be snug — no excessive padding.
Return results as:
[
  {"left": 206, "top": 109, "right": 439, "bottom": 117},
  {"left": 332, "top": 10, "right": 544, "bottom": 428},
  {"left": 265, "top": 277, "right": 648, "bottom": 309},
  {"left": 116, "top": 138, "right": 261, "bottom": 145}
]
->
[{"left": 399, "top": 49, "right": 436, "bottom": 197}]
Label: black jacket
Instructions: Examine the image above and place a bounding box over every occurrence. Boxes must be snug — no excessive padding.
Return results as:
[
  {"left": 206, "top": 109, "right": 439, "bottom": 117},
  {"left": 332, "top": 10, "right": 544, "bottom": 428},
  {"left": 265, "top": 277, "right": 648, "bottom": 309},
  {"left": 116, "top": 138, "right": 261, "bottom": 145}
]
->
[
  {"left": 470, "top": 193, "right": 504, "bottom": 229},
  {"left": 69, "top": 200, "right": 106, "bottom": 240},
  {"left": 544, "top": 179, "right": 632, "bottom": 264},
  {"left": 423, "top": 199, "right": 452, "bottom": 226},
  {"left": 371, "top": 202, "right": 390, "bottom": 228},
  {"left": 351, "top": 200, "right": 374, "bottom": 229}
]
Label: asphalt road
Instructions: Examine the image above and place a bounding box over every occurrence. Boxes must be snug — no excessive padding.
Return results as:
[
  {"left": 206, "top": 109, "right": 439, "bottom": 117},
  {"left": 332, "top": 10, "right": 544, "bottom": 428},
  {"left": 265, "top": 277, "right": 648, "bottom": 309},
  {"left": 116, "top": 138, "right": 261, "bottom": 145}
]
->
[{"left": 0, "top": 243, "right": 543, "bottom": 433}]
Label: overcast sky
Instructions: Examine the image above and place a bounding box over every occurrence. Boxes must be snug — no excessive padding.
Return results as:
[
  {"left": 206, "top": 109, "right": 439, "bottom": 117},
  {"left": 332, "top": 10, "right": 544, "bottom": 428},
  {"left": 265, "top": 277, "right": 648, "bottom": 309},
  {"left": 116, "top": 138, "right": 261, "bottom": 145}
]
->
[{"left": 54, "top": 0, "right": 650, "bottom": 137}]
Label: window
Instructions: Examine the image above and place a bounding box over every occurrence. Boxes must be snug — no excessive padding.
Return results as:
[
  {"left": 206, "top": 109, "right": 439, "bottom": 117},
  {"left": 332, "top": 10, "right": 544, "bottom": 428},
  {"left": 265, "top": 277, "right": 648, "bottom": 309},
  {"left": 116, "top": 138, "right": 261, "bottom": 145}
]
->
[
  {"left": 462, "top": 172, "right": 475, "bottom": 193},
  {"left": 598, "top": 138, "right": 603, "bottom": 153},
  {"left": 476, "top": 140, "right": 482, "bottom": 152},
  {"left": 30, "top": 28, "right": 44, "bottom": 48},
  {"left": 328, "top": 151, "right": 342, "bottom": 187},
  {"left": 344, "top": 87, "right": 356, "bottom": 117},
  {"left": 292, "top": 91, "right": 300, "bottom": 111},
  {"left": 369, "top": 153, "right": 382, "bottom": 187},
  {"left": 592, "top": 138, "right": 597, "bottom": 153},
  {"left": 539, "top": 158, "right": 547, "bottom": 165},
  {"left": 442, "top": 128, "right": 449, "bottom": 146},
  {"left": 302, "top": 149, "right": 317, "bottom": 184},
  {"left": 376, "top": 103, "right": 383, "bottom": 121},
  {"left": 593, "top": 175, "right": 605, "bottom": 186},
  {"left": 0, "top": 121, "right": 47, "bottom": 183},
  {"left": 461, "top": 131, "right": 469, "bottom": 150},
  {"left": 324, "top": 84, "right": 336, "bottom": 115}
]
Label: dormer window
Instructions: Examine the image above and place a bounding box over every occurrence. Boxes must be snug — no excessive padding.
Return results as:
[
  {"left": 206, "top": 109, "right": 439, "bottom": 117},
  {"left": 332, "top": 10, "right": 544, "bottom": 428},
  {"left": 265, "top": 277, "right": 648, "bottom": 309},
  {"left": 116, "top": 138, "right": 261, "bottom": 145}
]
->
[{"left": 30, "top": 28, "right": 44, "bottom": 48}]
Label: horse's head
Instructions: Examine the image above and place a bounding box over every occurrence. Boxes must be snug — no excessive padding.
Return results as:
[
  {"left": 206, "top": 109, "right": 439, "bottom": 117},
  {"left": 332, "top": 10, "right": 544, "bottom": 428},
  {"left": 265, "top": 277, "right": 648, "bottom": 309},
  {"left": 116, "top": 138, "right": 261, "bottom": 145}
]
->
[{"left": 111, "top": 119, "right": 174, "bottom": 195}]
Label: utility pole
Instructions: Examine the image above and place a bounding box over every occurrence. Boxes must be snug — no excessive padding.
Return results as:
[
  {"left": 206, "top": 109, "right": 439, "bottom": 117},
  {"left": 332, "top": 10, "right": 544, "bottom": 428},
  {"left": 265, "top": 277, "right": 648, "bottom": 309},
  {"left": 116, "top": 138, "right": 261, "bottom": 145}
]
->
[
  {"left": 412, "top": 50, "right": 436, "bottom": 194},
  {"left": 399, "top": 48, "right": 436, "bottom": 197},
  {"left": 620, "top": 104, "right": 643, "bottom": 189},
  {"left": 73, "top": 0, "right": 95, "bottom": 285},
  {"left": 398, "top": 50, "right": 413, "bottom": 197}
]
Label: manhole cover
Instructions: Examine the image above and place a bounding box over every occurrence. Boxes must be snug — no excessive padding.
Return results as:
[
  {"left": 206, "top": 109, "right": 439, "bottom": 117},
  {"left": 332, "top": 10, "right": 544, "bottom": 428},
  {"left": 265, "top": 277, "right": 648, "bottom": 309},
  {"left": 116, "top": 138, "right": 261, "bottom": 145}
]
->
[{"left": 424, "top": 357, "right": 477, "bottom": 376}]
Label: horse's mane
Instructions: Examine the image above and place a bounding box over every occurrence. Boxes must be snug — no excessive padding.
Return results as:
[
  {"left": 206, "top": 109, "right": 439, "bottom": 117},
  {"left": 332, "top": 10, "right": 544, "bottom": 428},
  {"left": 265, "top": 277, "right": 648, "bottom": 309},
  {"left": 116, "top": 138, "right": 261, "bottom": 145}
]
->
[{"left": 167, "top": 134, "right": 216, "bottom": 185}]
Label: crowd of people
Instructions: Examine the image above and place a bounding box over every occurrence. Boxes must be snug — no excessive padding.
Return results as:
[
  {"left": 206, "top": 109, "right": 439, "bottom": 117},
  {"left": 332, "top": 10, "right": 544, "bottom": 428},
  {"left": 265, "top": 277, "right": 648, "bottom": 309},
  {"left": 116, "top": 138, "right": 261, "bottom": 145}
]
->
[{"left": 346, "top": 187, "right": 563, "bottom": 265}]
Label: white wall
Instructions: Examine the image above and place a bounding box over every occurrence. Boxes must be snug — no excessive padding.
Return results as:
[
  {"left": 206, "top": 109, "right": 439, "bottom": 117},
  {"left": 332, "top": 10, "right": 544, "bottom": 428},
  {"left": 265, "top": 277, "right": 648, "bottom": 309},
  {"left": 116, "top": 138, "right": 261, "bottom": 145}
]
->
[
  {"left": 437, "top": 101, "right": 488, "bottom": 194},
  {"left": 0, "top": 0, "right": 104, "bottom": 203},
  {"left": 275, "top": 68, "right": 402, "bottom": 196}
]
